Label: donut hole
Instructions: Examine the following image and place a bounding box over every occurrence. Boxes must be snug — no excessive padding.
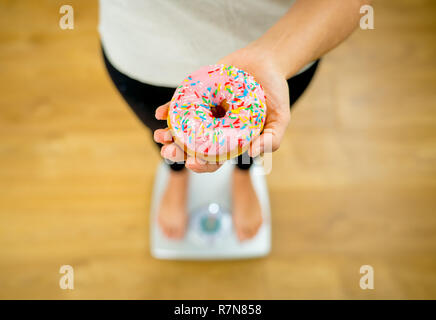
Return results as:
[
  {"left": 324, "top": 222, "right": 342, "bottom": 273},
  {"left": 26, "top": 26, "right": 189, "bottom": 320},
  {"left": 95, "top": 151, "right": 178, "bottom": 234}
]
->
[{"left": 211, "top": 99, "right": 230, "bottom": 119}]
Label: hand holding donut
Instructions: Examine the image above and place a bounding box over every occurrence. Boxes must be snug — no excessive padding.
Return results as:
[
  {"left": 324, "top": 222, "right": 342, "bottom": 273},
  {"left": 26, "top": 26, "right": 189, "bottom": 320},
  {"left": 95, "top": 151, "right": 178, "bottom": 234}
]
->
[
  {"left": 154, "top": 46, "right": 290, "bottom": 173},
  {"left": 154, "top": 0, "right": 371, "bottom": 173}
]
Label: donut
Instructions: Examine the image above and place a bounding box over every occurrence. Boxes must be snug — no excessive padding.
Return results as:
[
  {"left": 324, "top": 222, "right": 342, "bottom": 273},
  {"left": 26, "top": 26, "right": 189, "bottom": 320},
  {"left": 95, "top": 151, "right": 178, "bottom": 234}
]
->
[{"left": 167, "top": 64, "right": 266, "bottom": 162}]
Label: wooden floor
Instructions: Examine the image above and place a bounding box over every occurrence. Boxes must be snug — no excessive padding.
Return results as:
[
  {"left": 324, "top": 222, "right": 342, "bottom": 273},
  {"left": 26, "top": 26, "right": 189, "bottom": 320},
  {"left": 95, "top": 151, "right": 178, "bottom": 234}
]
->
[{"left": 1, "top": 0, "right": 436, "bottom": 299}]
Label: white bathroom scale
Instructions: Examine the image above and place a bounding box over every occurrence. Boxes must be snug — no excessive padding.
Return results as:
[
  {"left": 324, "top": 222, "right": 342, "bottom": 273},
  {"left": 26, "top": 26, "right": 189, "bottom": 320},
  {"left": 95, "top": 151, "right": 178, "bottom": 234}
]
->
[{"left": 150, "top": 161, "right": 271, "bottom": 260}]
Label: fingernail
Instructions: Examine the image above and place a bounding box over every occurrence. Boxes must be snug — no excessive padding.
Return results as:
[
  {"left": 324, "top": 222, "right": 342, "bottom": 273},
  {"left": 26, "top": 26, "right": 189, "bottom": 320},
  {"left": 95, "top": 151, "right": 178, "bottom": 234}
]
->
[{"left": 165, "top": 130, "right": 172, "bottom": 142}]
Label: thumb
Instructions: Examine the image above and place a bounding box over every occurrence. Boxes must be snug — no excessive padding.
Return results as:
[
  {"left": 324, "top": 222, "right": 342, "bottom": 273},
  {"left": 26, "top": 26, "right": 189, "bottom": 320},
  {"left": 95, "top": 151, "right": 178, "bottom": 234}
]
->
[{"left": 249, "top": 108, "right": 291, "bottom": 157}]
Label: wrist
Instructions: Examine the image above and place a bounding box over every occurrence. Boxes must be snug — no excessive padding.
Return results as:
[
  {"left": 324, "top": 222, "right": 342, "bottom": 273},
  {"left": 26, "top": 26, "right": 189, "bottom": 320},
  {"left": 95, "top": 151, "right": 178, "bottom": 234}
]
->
[{"left": 248, "top": 38, "right": 300, "bottom": 80}]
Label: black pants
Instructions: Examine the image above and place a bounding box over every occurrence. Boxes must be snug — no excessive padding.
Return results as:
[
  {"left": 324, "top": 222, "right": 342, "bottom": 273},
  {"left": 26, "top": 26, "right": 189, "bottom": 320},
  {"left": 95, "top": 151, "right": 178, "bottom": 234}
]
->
[{"left": 102, "top": 47, "right": 320, "bottom": 171}]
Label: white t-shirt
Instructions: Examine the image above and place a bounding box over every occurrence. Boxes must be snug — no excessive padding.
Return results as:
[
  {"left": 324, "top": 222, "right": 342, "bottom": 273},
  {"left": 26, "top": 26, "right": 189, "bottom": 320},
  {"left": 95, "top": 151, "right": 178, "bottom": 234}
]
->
[{"left": 99, "top": 0, "right": 297, "bottom": 87}]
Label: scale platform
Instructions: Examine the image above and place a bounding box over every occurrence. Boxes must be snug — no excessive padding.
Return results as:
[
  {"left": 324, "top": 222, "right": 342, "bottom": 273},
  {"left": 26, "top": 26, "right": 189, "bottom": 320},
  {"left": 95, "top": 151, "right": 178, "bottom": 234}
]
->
[{"left": 150, "top": 161, "right": 271, "bottom": 260}]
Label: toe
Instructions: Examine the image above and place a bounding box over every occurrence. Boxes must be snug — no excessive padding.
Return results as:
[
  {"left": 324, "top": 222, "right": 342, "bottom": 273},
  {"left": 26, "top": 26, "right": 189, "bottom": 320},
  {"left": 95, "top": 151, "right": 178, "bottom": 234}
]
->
[
  {"left": 162, "top": 225, "right": 173, "bottom": 238},
  {"left": 167, "top": 225, "right": 178, "bottom": 239}
]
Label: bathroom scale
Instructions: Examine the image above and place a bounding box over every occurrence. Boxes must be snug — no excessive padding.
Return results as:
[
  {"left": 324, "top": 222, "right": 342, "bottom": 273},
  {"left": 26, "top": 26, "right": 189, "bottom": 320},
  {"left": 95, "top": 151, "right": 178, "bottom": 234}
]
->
[{"left": 150, "top": 160, "right": 271, "bottom": 260}]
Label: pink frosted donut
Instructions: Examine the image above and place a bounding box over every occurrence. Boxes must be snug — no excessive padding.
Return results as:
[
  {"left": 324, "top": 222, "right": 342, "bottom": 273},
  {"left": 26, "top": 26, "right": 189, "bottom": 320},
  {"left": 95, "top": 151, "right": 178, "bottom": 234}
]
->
[{"left": 168, "top": 64, "right": 266, "bottom": 162}]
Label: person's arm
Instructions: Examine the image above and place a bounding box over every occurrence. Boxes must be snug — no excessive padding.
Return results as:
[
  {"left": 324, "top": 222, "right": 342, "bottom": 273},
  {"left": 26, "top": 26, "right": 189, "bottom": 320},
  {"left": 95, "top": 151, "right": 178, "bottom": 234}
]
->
[
  {"left": 255, "top": 0, "right": 371, "bottom": 79},
  {"left": 155, "top": 0, "right": 371, "bottom": 172}
]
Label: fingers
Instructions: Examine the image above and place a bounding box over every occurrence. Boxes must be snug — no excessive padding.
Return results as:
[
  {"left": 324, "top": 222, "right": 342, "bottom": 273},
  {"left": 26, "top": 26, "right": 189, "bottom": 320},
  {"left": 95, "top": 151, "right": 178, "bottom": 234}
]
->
[
  {"left": 154, "top": 101, "right": 224, "bottom": 173},
  {"left": 185, "top": 156, "right": 222, "bottom": 173},
  {"left": 160, "top": 145, "right": 224, "bottom": 173},
  {"left": 161, "top": 143, "right": 186, "bottom": 163},
  {"left": 154, "top": 128, "right": 173, "bottom": 144},
  {"left": 157, "top": 131, "right": 223, "bottom": 173},
  {"left": 155, "top": 102, "right": 170, "bottom": 120}
]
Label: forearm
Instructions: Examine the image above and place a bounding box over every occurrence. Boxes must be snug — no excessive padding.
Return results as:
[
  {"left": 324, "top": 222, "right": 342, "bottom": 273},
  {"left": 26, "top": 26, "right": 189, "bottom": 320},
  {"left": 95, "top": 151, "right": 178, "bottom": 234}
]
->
[{"left": 251, "top": 0, "right": 370, "bottom": 78}]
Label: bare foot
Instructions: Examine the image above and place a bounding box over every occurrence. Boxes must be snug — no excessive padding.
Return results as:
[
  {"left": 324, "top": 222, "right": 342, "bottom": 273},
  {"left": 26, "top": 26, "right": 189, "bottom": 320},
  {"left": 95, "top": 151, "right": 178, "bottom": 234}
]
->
[
  {"left": 232, "top": 169, "right": 263, "bottom": 241},
  {"left": 157, "top": 169, "right": 188, "bottom": 239}
]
